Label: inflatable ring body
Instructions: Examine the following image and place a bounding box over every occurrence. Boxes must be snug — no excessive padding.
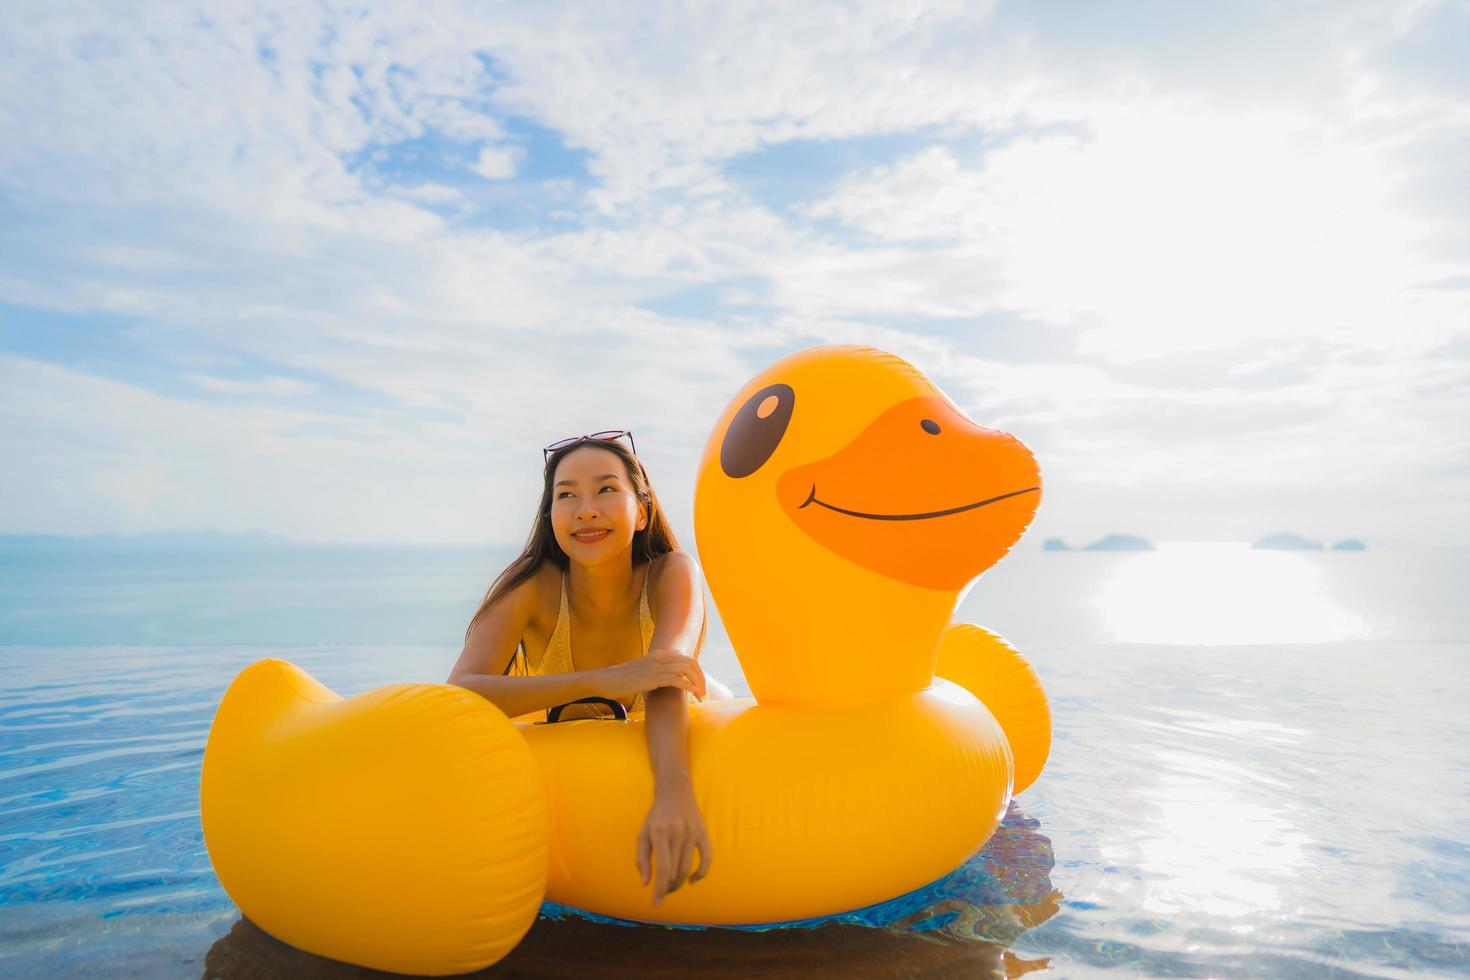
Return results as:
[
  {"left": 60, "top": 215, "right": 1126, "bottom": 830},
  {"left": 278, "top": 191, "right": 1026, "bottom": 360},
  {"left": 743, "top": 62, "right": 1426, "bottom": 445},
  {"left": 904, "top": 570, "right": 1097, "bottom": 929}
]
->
[
  {"left": 524, "top": 684, "right": 1012, "bottom": 923},
  {"left": 201, "top": 345, "right": 1048, "bottom": 974}
]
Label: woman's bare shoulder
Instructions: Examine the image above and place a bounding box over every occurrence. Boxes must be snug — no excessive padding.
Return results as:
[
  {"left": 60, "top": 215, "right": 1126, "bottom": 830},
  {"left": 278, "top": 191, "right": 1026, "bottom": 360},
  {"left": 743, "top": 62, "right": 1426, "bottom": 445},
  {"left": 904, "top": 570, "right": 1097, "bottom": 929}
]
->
[
  {"left": 486, "top": 560, "right": 560, "bottom": 636},
  {"left": 648, "top": 550, "right": 701, "bottom": 594},
  {"left": 525, "top": 559, "right": 563, "bottom": 628}
]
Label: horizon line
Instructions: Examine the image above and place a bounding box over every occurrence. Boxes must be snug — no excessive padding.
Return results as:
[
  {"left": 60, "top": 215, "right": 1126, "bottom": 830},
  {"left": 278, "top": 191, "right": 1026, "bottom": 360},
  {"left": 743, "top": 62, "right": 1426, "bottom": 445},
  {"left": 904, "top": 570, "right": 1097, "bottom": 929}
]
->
[{"left": 0, "top": 530, "right": 1440, "bottom": 549}]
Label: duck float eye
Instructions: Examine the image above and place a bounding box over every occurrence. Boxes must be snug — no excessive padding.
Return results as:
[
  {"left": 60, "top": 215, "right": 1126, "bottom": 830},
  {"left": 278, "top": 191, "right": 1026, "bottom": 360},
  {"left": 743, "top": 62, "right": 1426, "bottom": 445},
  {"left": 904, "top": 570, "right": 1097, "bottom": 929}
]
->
[{"left": 720, "top": 383, "right": 794, "bottom": 479}]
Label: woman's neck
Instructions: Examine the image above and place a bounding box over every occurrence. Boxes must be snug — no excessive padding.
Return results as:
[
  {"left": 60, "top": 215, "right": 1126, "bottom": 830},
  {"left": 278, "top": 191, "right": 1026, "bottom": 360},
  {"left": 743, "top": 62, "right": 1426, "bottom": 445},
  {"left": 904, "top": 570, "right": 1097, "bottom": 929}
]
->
[{"left": 566, "top": 557, "right": 641, "bottom": 618}]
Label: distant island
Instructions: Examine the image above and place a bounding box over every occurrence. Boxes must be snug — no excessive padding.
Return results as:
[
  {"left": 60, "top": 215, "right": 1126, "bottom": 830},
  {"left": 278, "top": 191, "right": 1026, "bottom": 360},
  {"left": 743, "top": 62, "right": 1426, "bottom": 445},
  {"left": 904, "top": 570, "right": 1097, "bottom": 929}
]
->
[
  {"left": 1252, "top": 534, "right": 1368, "bottom": 551},
  {"left": 1043, "top": 534, "right": 1155, "bottom": 551},
  {"left": 0, "top": 530, "right": 298, "bottom": 549},
  {"left": 1042, "top": 533, "right": 1367, "bottom": 552},
  {"left": 0, "top": 531, "right": 500, "bottom": 551}
]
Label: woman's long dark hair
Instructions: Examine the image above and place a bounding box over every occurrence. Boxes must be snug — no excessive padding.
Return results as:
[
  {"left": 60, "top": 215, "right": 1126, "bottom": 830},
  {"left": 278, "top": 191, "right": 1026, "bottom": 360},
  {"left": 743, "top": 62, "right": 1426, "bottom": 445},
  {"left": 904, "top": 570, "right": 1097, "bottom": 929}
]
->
[{"left": 463, "top": 438, "right": 707, "bottom": 663}]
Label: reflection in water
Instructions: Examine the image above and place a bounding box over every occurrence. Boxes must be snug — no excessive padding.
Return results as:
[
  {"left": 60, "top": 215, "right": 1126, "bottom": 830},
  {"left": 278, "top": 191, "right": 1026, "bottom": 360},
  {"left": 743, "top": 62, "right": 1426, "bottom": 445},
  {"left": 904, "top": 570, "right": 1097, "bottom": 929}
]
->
[
  {"left": 1106, "top": 707, "right": 1313, "bottom": 921},
  {"left": 885, "top": 807, "right": 1060, "bottom": 949},
  {"left": 1128, "top": 767, "right": 1310, "bottom": 919},
  {"left": 1093, "top": 543, "right": 1370, "bottom": 645},
  {"left": 203, "top": 805, "right": 1058, "bottom": 979}
]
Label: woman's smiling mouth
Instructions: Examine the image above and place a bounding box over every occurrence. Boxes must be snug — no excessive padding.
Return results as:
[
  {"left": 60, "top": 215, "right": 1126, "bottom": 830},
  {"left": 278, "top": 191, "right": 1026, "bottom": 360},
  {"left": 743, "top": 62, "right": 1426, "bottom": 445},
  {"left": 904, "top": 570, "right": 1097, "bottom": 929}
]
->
[{"left": 797, "top": 485, "right": 1040, "bottom": 521}]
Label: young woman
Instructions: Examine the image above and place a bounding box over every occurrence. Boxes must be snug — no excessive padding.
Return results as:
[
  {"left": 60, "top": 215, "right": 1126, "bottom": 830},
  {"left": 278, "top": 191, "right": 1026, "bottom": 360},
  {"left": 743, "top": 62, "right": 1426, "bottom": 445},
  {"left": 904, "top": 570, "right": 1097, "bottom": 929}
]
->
[{"left": 446, "top": 430, "right": 731, "bottom": 907}]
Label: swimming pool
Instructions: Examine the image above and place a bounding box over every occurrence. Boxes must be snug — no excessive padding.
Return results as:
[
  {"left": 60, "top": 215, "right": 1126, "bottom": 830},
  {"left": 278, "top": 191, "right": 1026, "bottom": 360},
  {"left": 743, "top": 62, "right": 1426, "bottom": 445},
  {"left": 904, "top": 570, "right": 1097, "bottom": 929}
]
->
[{"left": 2, "top": 545, "right": 1467, "bottom": 976}]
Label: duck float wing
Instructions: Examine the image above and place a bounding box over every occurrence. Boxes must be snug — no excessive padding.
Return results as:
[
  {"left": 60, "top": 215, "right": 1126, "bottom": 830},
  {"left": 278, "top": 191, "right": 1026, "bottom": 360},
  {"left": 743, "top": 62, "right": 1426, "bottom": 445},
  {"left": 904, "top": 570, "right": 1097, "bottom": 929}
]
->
[{"left": 936, "top": 624, "right": 1052, "bottom": 794}]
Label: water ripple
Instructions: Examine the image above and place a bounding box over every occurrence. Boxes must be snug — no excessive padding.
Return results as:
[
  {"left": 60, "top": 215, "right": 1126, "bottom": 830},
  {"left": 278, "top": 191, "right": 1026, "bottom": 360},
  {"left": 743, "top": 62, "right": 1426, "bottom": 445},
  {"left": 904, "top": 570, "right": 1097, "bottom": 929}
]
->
[{"left": 0, "top": 632, "right": 1466, "bottom": 977}]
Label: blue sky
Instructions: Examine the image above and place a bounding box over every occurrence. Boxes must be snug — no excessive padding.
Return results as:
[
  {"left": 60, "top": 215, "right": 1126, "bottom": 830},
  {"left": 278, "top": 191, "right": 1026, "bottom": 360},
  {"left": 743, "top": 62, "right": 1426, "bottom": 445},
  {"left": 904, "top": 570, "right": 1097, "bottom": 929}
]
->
[{"left": 1, "top": 1, "right": 1466, "bottom": 546}]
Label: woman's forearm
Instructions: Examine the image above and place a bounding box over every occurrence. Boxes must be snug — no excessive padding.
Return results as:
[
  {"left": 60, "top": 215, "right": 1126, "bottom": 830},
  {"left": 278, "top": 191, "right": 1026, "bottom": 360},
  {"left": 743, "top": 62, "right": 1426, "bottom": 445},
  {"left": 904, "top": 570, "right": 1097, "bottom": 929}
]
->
[
  {"left": 447, "top": 669, "right": 604, "bottom": 719},
  {"left": 644, "top": 686, "right": 693, "bottom": 791}
]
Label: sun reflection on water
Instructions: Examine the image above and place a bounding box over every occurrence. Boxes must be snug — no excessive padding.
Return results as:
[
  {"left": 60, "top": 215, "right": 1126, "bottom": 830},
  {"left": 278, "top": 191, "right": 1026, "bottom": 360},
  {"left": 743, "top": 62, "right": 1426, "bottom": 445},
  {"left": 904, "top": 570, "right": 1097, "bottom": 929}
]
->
[
  {"left": 1092, "top": 542, "right": 1371, "bottom": 645},
  {"left": 1117, "top": 761, "right": 1312, "bottom": 919}
]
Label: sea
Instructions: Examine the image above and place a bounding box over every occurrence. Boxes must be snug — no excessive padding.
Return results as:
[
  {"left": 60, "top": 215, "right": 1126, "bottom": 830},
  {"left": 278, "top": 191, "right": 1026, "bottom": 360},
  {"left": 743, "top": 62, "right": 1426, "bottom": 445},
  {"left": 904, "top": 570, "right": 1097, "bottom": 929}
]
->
[{"left": 1, "top": 537, "right": 1466, "bottom": 978}]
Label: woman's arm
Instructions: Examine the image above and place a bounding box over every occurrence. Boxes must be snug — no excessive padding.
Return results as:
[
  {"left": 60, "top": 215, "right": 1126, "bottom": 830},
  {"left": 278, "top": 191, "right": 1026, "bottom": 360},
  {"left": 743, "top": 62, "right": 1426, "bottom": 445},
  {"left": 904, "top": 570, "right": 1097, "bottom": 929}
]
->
[
  {"left": 645, "top": 551, "right": 706, "bottom": 666},
  {"left": 638, "top": 687, "right": 711, "bottom": 905},
  {"left": 447, "top": 669, "right": 606, "bottom": 720},
  {"left": 635, "top": 551, "right": 713, "bottom": 904}
]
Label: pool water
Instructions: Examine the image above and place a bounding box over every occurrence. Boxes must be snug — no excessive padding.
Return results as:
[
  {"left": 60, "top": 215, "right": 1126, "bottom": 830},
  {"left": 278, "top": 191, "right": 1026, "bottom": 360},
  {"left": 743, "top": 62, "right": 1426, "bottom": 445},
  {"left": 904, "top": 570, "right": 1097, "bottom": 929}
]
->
[{"left": 1, "top": 543, "right": 1467, "bottom": 977}]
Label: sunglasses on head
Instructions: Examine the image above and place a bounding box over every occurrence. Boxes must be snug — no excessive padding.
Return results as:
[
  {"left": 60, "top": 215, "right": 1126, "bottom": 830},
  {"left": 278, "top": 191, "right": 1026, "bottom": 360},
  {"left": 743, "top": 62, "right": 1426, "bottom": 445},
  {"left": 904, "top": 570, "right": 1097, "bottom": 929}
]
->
[{"left": 543, "top": 430, "right": 637, "bottom": 462}]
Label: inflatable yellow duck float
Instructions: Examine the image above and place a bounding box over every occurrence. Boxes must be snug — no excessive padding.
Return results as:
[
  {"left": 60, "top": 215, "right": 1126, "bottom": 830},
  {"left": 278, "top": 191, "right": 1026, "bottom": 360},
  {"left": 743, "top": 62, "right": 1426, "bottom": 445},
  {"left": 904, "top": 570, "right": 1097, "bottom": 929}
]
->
[{"left": 201, "top": 345, "right": 1050, "bottom": 975}]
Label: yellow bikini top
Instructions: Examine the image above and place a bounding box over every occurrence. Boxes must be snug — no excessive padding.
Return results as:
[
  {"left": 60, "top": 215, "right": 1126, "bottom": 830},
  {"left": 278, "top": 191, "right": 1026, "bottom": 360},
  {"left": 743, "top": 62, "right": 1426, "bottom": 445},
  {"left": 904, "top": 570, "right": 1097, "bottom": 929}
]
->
[{"left": 509, "top": 562, "right": 697, "bottom": 719}]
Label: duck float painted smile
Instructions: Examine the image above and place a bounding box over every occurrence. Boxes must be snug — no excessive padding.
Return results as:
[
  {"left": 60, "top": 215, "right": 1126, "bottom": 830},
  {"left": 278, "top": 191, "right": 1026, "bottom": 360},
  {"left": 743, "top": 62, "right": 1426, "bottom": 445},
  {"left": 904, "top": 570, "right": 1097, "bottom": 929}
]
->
[{"left": 200, "top": 345, "right": 1051, "bottom": 975}]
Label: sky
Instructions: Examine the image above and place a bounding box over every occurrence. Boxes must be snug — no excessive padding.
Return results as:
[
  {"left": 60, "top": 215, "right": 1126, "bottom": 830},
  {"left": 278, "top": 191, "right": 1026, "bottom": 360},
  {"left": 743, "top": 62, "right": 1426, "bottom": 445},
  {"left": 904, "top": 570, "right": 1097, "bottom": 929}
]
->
[{"left": 1, "top": 0, "right": 1467, "bottom": 548}]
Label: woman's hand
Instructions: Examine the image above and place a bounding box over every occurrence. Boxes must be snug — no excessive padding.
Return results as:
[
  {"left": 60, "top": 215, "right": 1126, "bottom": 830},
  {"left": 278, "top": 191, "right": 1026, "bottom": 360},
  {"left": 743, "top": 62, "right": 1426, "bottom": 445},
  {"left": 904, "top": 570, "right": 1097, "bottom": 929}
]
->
[
  {"left": 636, "top": 778, "right": 712, "bottom": 907},
  {"left": 596, "top": 648, "right": 706, "bottom": 703}
]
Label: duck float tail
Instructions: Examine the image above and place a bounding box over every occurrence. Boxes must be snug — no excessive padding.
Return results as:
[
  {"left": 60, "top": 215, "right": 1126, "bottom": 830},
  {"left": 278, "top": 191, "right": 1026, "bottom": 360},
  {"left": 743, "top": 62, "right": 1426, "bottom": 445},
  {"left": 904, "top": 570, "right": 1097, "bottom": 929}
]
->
[
  {"left": 200, "top": 659, "right": 549, "bottom": 976},
  {"left": 200, "top": 344, "right": 1048, "bottom": 975}
]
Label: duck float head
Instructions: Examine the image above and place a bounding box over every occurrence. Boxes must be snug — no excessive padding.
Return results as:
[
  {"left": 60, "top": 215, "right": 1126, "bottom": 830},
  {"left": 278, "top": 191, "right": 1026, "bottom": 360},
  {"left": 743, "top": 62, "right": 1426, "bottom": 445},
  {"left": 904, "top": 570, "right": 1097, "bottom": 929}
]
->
[
  {"left": 696, "top": 345, "right": 1041, "bottom": 708},
  {"left": 200, "top": 344, "right": 1051, "bottom": 975}
]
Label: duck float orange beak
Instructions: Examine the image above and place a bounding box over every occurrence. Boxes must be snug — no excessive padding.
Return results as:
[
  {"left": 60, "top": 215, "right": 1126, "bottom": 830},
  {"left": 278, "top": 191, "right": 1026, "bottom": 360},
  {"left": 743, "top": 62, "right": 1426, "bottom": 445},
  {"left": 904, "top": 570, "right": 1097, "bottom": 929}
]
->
[{"left": 200, "top": 345, "right": 1052, "bottom": 975}]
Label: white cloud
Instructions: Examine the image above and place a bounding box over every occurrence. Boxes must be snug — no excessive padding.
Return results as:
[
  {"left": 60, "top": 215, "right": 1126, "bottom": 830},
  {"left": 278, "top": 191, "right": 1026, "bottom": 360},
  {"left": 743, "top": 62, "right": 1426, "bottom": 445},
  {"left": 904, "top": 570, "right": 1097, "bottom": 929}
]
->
[
  {"left": 470, "top": 146, "right": 520, "bottom": 180},
  {"left": 182, "top": 374, "right": 317, "bottom": 396},
  {"left": 0, "top": 352, "right": 521, "bottom": 542},
  {"left": 0, "top": 0, "right": 1465, "bottom": 546},
  {"left": 796, "top": 107, "right": 1464, "bottom": 360}
]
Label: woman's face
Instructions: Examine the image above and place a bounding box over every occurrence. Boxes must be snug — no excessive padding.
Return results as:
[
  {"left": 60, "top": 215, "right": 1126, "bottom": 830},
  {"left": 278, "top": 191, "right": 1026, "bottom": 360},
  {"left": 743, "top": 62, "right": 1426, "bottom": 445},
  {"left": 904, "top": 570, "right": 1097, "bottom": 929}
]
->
[{"left": 549, "top": 446, "right": 647, "bottom": 565}]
